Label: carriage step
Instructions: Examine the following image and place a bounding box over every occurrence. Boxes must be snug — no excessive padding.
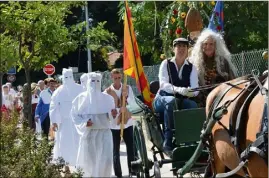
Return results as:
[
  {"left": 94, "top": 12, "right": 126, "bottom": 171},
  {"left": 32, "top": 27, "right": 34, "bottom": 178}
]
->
[
  {"left": 131, "top": 159, "right": 142, "bottom": 172},
  {"left": 159, "top": 159, "right": 173, "bottom": 165}
]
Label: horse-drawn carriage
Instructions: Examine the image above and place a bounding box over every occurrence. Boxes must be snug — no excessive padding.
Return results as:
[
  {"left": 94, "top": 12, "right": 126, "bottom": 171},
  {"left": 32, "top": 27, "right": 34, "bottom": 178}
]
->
[{"left": 130, "top": 70, "right": 268, "bottom": 178}]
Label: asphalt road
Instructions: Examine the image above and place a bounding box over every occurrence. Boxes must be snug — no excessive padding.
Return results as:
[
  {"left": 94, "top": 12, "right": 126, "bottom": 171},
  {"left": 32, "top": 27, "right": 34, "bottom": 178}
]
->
[
  {"left": 68, "top": 114, "right": 204, "bottom": 177},
  {"left": 117, "top": 141, "right": 174, "bottom": 177},
  {"left": 69, "top": 141, "right": 174, "bottom": 177}
]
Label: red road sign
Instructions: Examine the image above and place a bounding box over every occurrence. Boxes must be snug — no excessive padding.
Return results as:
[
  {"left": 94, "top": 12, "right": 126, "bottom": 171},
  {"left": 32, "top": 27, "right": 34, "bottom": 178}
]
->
[
  {"left": 7, "top": 74, "right": 16, "bottom": 82},
  {"left": 43, "top": 64, "right": 55, "bottom": 76}
]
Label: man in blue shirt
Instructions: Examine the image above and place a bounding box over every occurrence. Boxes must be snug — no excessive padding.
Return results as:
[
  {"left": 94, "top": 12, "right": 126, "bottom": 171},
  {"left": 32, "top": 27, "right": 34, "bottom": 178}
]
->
[{"left": 35, "top": 78, "right": 57, "bottom": 138}]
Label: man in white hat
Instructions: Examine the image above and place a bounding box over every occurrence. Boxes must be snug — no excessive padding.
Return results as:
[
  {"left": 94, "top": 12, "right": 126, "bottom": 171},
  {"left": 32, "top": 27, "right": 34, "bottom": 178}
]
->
[
  {"left": 71, "top": 72, "right": 115, "bottom": 177},
  {"left": 49, "top": 68, "right": 83, "bottom": 166}
]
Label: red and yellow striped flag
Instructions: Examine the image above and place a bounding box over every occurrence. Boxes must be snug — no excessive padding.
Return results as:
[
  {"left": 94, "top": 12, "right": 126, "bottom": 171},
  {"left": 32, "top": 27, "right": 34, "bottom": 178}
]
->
[{"left": 123, "top": 2, "right": 154, "bottom": 107}]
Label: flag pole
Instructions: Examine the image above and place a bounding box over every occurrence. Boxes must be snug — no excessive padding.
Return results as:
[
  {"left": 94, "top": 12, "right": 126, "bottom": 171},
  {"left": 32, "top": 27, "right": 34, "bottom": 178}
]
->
[
  {"left": 120, "top": 74, "right": 127, "bottom": 141},
  {"left": 124, "top": 1, "right": 145, "bottom": 102}
]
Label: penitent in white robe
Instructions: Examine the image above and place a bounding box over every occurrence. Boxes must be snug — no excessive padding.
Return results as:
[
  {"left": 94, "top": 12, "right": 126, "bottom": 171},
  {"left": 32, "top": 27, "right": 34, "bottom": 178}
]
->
[
  {"left": 71, "top": 72, "right": 115, "bottom": 177},
  {"left": 80, "top": 73, "right": 88, "bottom": 92},
  {"left": 49, "top": 82, "right": 83, "bottom": 166},
  {"left": 71, "top": 112, "right": 113, "bottom": 177}
]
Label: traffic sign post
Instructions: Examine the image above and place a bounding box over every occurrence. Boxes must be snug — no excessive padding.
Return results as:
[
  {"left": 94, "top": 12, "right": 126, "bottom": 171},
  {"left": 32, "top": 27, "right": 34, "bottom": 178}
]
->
[
  {"left": 7, "top": 67, "right": 16, "bottom": 75},
  {"left": 43, "top": 64, "right": 55, "bottom": 77},
  {"left": 7, "top": 74, "right": 16, "bottom": 83}
]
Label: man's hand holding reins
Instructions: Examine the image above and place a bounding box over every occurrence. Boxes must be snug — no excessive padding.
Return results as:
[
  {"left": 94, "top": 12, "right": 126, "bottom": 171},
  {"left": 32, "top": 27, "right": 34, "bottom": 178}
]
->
[{"left": 176, "top": 87, "right": 189, "bottom": 96}]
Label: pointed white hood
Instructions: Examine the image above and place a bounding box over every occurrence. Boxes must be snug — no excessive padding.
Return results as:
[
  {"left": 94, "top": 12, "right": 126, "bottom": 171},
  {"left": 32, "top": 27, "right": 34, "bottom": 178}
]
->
[
  {"left": 77, "top": 72, "right": 115, "bottom": 114},
  {"left": 80, "top": 73, "right": 88, "bottom": 91}
]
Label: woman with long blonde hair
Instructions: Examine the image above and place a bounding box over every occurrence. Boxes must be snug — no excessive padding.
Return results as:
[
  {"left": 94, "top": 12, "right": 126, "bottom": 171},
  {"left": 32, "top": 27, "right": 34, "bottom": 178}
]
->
[{"left": 189, "top": 29, "right": 236, "bottom": 106}]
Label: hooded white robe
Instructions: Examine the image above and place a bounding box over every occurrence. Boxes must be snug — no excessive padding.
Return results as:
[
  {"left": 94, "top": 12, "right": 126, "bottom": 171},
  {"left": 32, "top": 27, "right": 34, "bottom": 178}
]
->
[
  {"left": 71, "top": 72, "right": 115, "bottom": 177},
  {"left": 49, "top": 68, "right": 83, "bottom": 166},
  {"left": 80, "top": 73, "right": 88, "bottom": 91}
]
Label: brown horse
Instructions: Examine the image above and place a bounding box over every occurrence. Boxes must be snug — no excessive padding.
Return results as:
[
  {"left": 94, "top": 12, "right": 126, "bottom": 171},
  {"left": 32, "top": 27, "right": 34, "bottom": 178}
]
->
[{"left": 205, "top": 75, "right": 268, "bottom": 178}]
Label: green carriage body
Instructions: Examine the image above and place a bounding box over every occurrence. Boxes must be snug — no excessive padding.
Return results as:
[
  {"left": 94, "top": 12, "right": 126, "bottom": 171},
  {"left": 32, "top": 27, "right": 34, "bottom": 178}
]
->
[
  {"left": 172, "top": 108, "right": 208, "bottom": 173},
  {"left": 130, "top": 78, "right": 210, "bottom": 177},
  {"left": 133, "top": 97, "right": 209, "bottom": 177}
]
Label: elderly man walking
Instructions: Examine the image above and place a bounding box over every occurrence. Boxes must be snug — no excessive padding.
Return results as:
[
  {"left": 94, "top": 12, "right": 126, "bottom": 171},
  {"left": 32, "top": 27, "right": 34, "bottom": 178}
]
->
[{"left": 35, "top": 78, "right": 57, "bottom": 138}]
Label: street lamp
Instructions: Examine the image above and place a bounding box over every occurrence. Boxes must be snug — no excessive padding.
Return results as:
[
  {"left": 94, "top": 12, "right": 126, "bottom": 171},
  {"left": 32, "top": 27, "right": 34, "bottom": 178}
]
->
[{"left": 84, "top": 2, "right": 92, "bottom": 72}]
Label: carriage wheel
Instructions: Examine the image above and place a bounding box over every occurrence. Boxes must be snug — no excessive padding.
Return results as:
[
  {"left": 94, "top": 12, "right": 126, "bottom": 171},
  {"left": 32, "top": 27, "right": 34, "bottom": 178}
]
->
[
  {"left": 132, "top": 120, "right": 150, "bottom": 178},
  {"left": 154, "top": 161, "right": 161, "bottom": 178}
]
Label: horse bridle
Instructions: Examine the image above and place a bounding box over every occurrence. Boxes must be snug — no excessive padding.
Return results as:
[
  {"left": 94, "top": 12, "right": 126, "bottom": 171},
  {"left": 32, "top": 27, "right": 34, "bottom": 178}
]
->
[{"left": 206, "top": 70, "right": 268, "bottom": 178}]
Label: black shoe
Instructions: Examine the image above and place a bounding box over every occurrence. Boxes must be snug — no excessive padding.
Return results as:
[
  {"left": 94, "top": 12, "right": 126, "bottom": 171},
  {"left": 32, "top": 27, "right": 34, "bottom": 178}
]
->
[{"left": 129, "top": 172, "right": 136, "bottom": 177}]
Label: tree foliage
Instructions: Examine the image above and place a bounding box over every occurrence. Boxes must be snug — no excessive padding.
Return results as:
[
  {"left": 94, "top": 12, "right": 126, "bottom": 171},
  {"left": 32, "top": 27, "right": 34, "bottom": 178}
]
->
[
  {"left": 72, "top": 21, "right": 117, "bottom": 71},
  {"left": 118, "top": 1, "right": 171, "bottom": 64},
  {"left": 71, "top": 21, "right": 116, "bottom": 52},
  {"left": 118, "top": 1, "right": 268, "bottom": 63},
  {"left": 0, "top": 1, "right": 80, "bottom": 127},
  {"left": 0, "top": 34, "right": 18, "bottom": 117},
  {"left": 0, "top": 34, "right": 18, "bottom": 73},
  {"left": 0, "top": 2, "right": 81, "bottom": 71},
  {"left": 223, "top": 1, "right": 268, "bottom": 53},
  {"left": 0, "top": 1, "right": 116, "bottom": 126},
  {"left": 0, "top": 112, "right": 83, "bottom": 177}
]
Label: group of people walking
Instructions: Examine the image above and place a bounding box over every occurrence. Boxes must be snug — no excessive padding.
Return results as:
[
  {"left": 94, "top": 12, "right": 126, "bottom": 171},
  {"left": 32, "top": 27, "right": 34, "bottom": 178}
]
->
[
  {"left": 34, "top": 68, "right": 137, "bottom": 177},
  {"left": 46, "top": 28, "right": 235, "bottom": 176},
  {"left": 3, "top": 28, "right": 237, "bottom": 177}
]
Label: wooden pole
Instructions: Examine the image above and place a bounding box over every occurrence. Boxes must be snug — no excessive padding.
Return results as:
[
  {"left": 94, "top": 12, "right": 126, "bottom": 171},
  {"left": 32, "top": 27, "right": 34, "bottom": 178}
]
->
[{"left": 120, "top": 74, "right": 127, "bottom": 141}]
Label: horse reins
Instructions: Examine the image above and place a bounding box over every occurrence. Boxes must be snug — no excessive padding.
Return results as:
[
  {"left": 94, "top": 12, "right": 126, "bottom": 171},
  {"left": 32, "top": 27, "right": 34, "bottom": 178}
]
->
[
  {"left": 189, "top": 83, "right": 221, "bottom": 92},
  {"left": 207, "top": 71, "right": 268, "bottom": 178}
]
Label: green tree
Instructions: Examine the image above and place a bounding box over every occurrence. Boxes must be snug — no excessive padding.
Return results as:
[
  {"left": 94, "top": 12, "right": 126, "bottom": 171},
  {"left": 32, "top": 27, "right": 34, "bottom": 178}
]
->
[
  {"left": 118, "top": 1, "right": 171, "bottom": 64},
  {"left": 1, "top": 112, "right": 83, "bottom": 177},
  {"left": 0, "top": 2, "right": 116, "bottom": 127},
  {"left": 0, "top": 1, "right": 80, "bottom": 127},
  {"left": 118, "top": 1, "right": 268, "bottom": 64},
  {"left": 0, "top": 34, "right": 18, "bottom": 119},
  {"left": 71, "top": 20, "right": 117, "bottom": 71},
  {"left": 223, "top": 1, "right": 268, "bottom": 53},
  {"left": 161, "top": 1, "right": 268, "bottom": 54}
]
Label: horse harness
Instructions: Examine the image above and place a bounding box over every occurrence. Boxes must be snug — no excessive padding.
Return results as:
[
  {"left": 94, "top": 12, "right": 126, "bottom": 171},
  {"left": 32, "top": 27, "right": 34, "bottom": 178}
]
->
[{"left": 205, "top": 72, "right": 268, "bottom": 178}]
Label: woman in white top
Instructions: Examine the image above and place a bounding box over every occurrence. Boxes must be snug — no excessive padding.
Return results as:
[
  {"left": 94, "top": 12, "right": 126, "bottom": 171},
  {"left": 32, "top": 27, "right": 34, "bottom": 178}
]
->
[
  {"left": 1, "top": 84, "right": 14, "bottom": 119},
  {"left": 31, "top": 83, "right": 39, "bottom": 130}
]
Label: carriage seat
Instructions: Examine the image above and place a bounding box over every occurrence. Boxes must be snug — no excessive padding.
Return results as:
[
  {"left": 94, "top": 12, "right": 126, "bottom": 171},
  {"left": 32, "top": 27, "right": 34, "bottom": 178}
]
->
[
  {"left": 150, "top": 81, "right": 160, "bottom": 96},
  {"left": 149, "top": 81, "right": 164, "bottom": 123}
]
